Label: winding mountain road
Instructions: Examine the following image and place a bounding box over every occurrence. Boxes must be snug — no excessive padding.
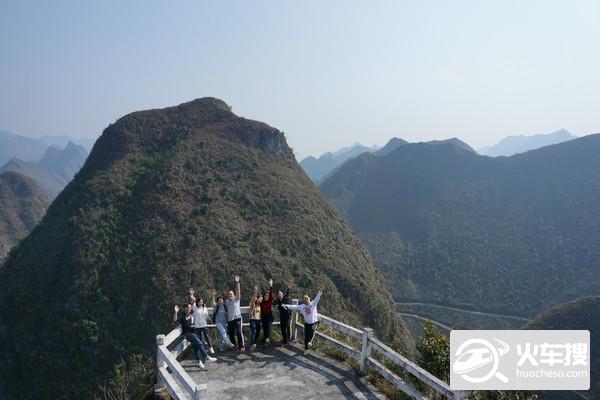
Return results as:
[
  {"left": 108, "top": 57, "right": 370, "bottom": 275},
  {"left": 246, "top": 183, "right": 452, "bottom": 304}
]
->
[
  {"left": 397, "top": 313, "right": 452, "bottom": 331},
  {"left": 396, "top": 302, "right": 530, "bottom": 322}
]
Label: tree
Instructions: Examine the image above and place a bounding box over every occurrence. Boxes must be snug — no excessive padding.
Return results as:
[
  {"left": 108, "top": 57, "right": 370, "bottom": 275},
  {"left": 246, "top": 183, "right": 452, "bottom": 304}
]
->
[
  {"left": 417, "top": 322, "right": 450, "bottom": 383},
  {"left": 94, "top": 354, "right": 153, "bottom": 400},
  {"left": 470, "top": 391, "right": 538, "bottom": 400}
]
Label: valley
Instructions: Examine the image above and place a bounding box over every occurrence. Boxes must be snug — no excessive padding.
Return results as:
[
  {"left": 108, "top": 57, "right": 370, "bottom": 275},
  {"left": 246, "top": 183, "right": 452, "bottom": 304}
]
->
[{"left": 320, "top": 135, "right": 600, "bottom": 318}]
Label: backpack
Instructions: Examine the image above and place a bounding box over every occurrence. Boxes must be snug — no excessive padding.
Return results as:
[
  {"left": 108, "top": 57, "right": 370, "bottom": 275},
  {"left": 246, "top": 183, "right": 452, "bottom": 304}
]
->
[{"left": 213, "top": 303, "right": 227, "bottom": 323}]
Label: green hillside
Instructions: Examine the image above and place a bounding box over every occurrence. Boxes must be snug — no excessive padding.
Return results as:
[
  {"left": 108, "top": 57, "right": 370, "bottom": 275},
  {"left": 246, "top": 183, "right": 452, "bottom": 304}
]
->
[
  {"left": 320, "top": 135, "right": 600, "bottom": 317},
  {"left": 0, "top": 171, "right": 48, "bottom": 260},
  {"left": 525, "top": 296, "right": 599, "bottom": 399},
  {"left": 0, "top": 98, "right": 412, "bottom": 399}
]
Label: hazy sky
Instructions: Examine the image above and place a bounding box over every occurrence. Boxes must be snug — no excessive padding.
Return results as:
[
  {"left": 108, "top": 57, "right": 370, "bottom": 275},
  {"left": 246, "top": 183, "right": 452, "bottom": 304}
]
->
[{"left": 1, "top": 1, "right": 599, "bottom": 158}]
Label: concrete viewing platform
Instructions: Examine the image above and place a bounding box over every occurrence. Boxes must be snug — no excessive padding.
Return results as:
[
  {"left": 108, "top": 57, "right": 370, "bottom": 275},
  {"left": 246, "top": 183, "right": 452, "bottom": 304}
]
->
[
  {"left": 156, "top": 306, "right": 463, "bottom": 400},
  {"left": 181, "top": 343, "right": 387, "bottom": 400}
]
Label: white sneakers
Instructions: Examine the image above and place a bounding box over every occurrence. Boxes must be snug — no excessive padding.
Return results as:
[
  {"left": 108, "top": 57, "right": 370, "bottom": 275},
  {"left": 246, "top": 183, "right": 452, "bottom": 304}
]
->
[
  {"left": 198, "top": 356, "right": 217, "bottom": 369},
  {"left": 266, "top": 338, "right": 271, "bottom": 344},
  {"left": 251, "top": 344, "right": 257, "bottom": 351}
]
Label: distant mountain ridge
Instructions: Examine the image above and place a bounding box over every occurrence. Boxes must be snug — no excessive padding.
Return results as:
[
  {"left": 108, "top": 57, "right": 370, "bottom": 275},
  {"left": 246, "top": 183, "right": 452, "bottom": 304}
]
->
[
  {"left": 0, "top": 171, "right": 48, "bottom": 260},
  {"left": 39, "top": 134, "right": 96, "bottom": 151},
  {"left": 421, "top": 137, "right": 475, "bottom": 153},
  {"left": 333, "top": 143, "right": 379, "bottom": 157},
  {"left": 38, "top": 142, "right": 88, "bottom": 183},
  {"left": 300, "top": 143, "right": 379, "bottom": 182},
  {"left": 1, "top": 141, "right": 88, "bottom": 199},
  {"left": 0, "top": 130, "right": 95, "bottom": 166},
  {"left": 320, "top": 134, "right": 600, "bottom": 317},
  {"left": 0, "top": 130, "right": 49, "bottom": 166},
  {"left": 375, "top": 137, "right": 408, "bottom": 156},
  {"left": 302, "top": 128, "right": 572, "bottom": 182},
  {"left": 479, "top": 128, "right": 577, "bottom": 157},
  {"left": 300, "top": 137, "right": 473, "bottom": 182}
]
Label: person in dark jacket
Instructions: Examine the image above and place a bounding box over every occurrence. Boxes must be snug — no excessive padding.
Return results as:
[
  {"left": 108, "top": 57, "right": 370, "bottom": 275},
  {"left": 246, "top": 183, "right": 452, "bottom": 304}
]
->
[
  {"left": 275, "top": 278, "right": 294, "bottom": 346},
  {"left": 260, "top": 278, "right": 274, "bottom": 344},
  {"left": 173, "top": 303, "right": 216, "bottom": 368}
]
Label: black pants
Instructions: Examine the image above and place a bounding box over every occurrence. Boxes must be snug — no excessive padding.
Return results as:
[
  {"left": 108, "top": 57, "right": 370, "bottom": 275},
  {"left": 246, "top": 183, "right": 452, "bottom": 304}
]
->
[
  {"left": 193, "top": 327, "right": 212, "bottom": 348},
  {"left": 304, "top": 321, "right": 319, "bottom": 350},
  {"left": 261, "top": 314, "right": 273, "bottom": 343},
  {"left": 227, "top": 318, "right": 245, "bottom": 349},
  {"left": 279, "top": 314, "right": 290, "bottom": 343}
]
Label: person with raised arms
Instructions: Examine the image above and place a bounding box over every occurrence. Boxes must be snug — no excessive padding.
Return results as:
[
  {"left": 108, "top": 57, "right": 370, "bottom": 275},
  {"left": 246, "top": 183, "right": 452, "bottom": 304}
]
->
[
  {"left": 248, "top": 284, "right": 262, "bottom": 351},
  {"left": 274, "top": 278, "right": 294, "bottom": 346},
  {"left": 212, "top": 289, "right": 235, "bottom": 351},
  {"left": 284, "top": 286, "right": 324, "bottom": 355},
  {"left": 226, "top": 274, "right": 245, "bottom": 352},
  {"left": 260, "top": 278, "right": 274, "bottom": 345},
  {"left": 173, "top": 303, "right": 216, "bottom": 369},
  {"left": 189, "top": 288, "right": 215, "bottom": 355}
]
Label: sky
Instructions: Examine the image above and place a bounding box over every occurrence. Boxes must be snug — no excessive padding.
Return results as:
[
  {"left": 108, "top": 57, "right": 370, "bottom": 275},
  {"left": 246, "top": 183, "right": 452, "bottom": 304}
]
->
[{"left": 1, "top": 1, "right": 599, "bottom": 159}]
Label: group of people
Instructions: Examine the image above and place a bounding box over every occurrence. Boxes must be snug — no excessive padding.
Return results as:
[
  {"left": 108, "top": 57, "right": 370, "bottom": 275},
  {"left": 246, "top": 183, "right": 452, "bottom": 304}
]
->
[{"left": 173, "top": 274, "right": 324, "bottom": 368}]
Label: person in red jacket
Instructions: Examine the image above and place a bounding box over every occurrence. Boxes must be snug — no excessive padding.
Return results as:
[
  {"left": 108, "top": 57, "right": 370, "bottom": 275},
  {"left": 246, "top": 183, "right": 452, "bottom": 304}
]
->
[{"left": 260, "top": 278, "right": 274, "bottom": 344}]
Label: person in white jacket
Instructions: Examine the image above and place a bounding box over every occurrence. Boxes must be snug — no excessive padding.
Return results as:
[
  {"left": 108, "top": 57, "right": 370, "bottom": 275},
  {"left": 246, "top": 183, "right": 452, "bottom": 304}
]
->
[
  {"left": 189, "top": 288, "right": 215, "bottom": 355},
  {"left": 284, "top": 286, "right": 324, "bottom": 355}
]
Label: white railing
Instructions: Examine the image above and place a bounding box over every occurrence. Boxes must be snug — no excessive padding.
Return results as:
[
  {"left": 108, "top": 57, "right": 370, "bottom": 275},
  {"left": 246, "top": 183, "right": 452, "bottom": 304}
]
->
[
  {"left": 293, "top": 311, "right": 468, "bottom": 400},
  {"left": 156, "top": 299, "right": 467, "bottom": 400},
  {"left": 156, "top": 332, "right": 207, "bottom": 400}
]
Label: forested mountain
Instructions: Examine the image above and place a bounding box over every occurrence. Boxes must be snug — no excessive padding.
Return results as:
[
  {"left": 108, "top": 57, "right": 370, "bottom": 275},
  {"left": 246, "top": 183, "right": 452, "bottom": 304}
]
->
[
  {"left": 525, "top": 297, "right": 599, "bottom": 399},
  {"left": 1, "top": 141, "right": 88, "bottom": 199},
  {"left": 0, "top": 98, "right": 412, "bottom": 399},
  {"left": 479, "top": 129, "right": 576, "bottom": 157},
  {"left": 0, "top": 172, "right": 48, "bottom": 260},
  {"left": 320, "top": 134, "right": 600, "bottom": 317},
  {"left": 300, "top": 143, "right": 378, "bottom": 182}
]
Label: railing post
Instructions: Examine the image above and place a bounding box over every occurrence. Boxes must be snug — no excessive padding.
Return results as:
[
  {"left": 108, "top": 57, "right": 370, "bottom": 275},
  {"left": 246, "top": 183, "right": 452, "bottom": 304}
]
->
[
  {"left": 155, "top": 334, "right": 166, "bottom": 390},
  {"left": 291, "top": 299, "right": 299, "bottom": 341},
  {"left": 156, "top": 334, "right": 166, "bottom": 368},
  {"left": 359, "top": 327, "right": 373, "bottom": 376},
  {"left": 193, "top": 385, "right": 207, "bottom": 400},
  {"left": 453, "top": 390, "right": 469, "bottom": 400}
]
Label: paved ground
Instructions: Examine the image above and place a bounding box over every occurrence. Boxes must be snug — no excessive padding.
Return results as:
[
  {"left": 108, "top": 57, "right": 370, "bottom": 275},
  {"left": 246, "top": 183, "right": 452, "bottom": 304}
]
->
[{"left": 182, "top": 343, "right": 387, "bottom": 400}]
